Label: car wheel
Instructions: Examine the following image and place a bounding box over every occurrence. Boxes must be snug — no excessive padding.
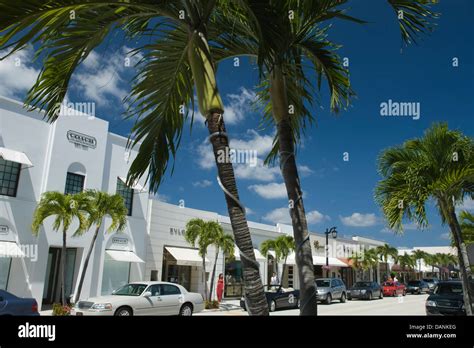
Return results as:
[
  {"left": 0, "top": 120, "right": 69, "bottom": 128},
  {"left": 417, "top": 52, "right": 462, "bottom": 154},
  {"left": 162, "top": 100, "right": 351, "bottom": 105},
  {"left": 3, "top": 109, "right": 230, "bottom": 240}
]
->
[
  {"left": 325, "top": 293, "right": 332, "bottom": 304},
  {"left": 367, "top": 292, "right": 372, "bottom": 301},
  {"left": 114, "top": 306, "right": 133, "bottom": 316},
  {"left": 347, "top": 295, "right": 352, "bottom": 301},
  {"left": 270, "top": 300, "right": 276, "bottom": 312},
  {"left": 379, "top": 291, "right": 383, "bottom": 299},
  {"left": 295, "top": 298, "right": 300, "bottom": 309},
  {"left": 179, "top": 303, "right": 193, "bottom": 316},
  {"left": 340, "top": 292, "right": 346, "bottom": 303},
  {"left": 417, "top": 289, "right": 421, "bottom": 295},
  {"left": 403, "top": 290, "right": 406, "bottom": 296}
]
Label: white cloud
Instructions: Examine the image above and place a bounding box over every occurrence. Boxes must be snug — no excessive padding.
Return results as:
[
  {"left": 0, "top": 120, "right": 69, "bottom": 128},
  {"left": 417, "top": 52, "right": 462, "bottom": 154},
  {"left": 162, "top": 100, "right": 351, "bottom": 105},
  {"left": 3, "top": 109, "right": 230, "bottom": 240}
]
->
[
  {"left": 192, "top": 179, "right": 212, "bottom": 188},
  {"left": 263, "top": 207, "right": 329, "bottom": 225},
  {"left": 457, "top": 197, "right": 474, "bottom": 211},
  {"left": 440, "top": 232, "right": 451, "bottom": 240},
  {"left": 0, "top": 46, "right": 40, "bottom": 98},
  {"left": 155, "top": 193, "right": 170, "bottom": 202},
  {"left": 249, "top": 183, "right": 287, "bottom": 199},
  {"left": 245, "top": 207, "right": 255, "bottom": 215},
  {"left": 223, "top": 87, "right": 256, "bottom": 125},
  {"left": 340, "top": 213, "right": 378, "bottom": 227}
]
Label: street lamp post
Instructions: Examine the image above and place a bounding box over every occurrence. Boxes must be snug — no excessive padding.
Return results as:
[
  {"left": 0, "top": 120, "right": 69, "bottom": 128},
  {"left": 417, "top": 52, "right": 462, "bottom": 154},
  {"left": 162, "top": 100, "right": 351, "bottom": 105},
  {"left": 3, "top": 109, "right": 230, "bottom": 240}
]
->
[{"left": 325, "top": 227, "right": 338, "bottom": 277}]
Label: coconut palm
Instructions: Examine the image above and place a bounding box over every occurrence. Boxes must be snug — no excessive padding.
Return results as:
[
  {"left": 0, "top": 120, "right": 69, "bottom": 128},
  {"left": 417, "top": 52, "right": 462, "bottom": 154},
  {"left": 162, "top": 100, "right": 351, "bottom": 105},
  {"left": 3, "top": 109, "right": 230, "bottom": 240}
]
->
[
  {"left": 375, "top": 123, "right": 474, "bottom": 315},
  {"left": 459, "top": 211, "right": 474, "bottom": 245},
  {"left": 32, "top": 191, "right": 90, "bottom": 305},
  {"left": 215, "top": 0, "right": 438, "bottom": 315},
  {"left": 261, "top": 235, "right": 296, "bottom": 287},
  {"left": 208, "top": 231, "right": 235, "bottom": 302},
  {"left": 398, "top": 252, "right": 416, "bottom": 282},
  {"left": 0, "top": 0, "right": 268, "bottom": 315},
  {"left": 349, "top": 248, "right": 378, "bottom": 281},
  {"left": 73, "top": 191, "right": 128, "bottom": 304},
  {"left": 411, "top": 249, "right": 428, "bottom": 276},
  {"left": 376, "top": 243, "right": 398, "bottom": 279}
]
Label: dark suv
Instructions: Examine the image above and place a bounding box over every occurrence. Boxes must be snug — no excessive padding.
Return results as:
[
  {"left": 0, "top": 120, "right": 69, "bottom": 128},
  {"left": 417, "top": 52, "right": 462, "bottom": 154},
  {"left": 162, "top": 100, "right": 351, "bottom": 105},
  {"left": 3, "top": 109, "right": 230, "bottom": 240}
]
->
[{"left": 426, "top": 280, "right": 474, "bottom": 315}]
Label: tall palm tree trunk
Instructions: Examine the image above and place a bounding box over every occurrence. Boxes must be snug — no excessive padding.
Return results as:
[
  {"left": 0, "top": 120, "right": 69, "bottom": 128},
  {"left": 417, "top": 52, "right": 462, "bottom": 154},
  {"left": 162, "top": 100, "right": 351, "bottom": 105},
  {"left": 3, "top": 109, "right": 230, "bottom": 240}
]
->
[
  {"left": 61, "top": 228, "right": 67, "bottom": 306},
  {"left": 209, "top": 246, "right": 220, "bottom": 301},
  {"left": 202, "top": 256, "right": 209, "bottom": 302},
  {"left": 74, "top": 224, "right": 101, "bottom": 303},
  {"left": 445, "top": 201, "right": 473, "bottom": 315},
  {"left": 270, "top": 66, "right": 317, "bottom": 316},
  {"left": 188, "top": 29, "right": 268, "bottom": 316},
  {"left": 206, "top": 111, "right": 268, "bottom": 315}
]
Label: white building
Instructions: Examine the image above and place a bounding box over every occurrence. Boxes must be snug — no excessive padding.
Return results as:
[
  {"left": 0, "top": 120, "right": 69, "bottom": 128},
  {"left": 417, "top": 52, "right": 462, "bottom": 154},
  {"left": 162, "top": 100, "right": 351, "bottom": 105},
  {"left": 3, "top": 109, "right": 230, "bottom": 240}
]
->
[{"left": 0, "top": 96, "right": 149, "bottom": 310}]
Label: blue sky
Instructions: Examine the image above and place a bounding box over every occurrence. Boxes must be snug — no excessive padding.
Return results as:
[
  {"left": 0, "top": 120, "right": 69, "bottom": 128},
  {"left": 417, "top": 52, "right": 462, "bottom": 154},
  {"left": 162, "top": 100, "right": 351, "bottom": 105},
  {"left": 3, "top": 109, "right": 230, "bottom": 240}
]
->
[{"left": 1, "top": 1, "right": 473, "bottom": 248}]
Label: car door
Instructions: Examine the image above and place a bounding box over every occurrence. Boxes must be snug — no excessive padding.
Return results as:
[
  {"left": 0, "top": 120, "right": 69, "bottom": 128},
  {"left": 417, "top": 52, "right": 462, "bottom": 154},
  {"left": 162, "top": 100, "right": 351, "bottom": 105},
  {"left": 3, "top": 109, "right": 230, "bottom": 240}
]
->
[
  {"left": 331, "top": 280, "right": 341, "bottom": 299},
  {"left": 274, "top": 288, "right": 287, "bottom": 309},
  {"left": 155, "top": 284, "right": 182, "bottom": 315}
]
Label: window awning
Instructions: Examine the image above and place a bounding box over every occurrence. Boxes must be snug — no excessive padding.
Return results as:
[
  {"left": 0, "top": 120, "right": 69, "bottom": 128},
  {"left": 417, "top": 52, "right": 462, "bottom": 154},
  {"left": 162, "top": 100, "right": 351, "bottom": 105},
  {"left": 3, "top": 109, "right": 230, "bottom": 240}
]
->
[
  {"left": 165, "top": 246, "right": 209, "bottom": 267},
  {"left": 118, "top": 177, "right": 145, "bottom": 192},
  {"left": 313, "top": 255, "right": 349, "bottom": 267},
  {"left": 0, "top": 147, "right": 33, "bottom": 167},
  {"left": 0, "top": 241, "right": 25, "bottom": 257},
  {"left": 105, "top": 249, "right": 144, "bottom": 263},
  {"left": 234, "top": 247, "right": 266, "bottom": 262}
]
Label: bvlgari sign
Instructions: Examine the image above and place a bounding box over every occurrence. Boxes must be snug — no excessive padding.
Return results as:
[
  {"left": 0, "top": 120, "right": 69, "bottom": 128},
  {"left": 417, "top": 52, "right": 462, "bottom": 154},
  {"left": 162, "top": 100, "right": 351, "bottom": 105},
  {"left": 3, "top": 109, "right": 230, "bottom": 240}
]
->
[{"left": 67, "top": 130, "right": 97, "bottom": 149}]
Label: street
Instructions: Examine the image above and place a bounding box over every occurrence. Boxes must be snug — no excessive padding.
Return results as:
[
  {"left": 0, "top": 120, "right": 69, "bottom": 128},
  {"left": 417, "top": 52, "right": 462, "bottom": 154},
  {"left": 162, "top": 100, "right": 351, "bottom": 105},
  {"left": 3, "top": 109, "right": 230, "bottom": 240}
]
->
[{"left": 196, "top": 294, "right": 429, "bottom": 316}]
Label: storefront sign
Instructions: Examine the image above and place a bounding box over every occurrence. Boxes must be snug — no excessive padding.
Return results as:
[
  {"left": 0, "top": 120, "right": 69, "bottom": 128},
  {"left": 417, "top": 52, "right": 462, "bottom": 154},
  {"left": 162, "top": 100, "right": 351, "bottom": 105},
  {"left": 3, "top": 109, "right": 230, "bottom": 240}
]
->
[
  {"left": 169, "top": 227, "right": 185, "bottom": 236},
  {"left": 112, "top": 237, "right": 129, "bottom": 245},
  {"left": 0, "top": 225, "right": 8, "bottom": 235},
  {"left": 67, "top": 130, "right": 97, "bottom": 149}
]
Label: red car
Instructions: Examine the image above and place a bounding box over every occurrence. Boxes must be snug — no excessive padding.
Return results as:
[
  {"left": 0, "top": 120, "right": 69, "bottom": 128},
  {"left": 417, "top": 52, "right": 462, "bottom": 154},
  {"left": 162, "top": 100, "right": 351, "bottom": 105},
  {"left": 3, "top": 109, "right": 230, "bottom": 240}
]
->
[{"left": 382, "top": 281, "right": 406, "bottom": 297}]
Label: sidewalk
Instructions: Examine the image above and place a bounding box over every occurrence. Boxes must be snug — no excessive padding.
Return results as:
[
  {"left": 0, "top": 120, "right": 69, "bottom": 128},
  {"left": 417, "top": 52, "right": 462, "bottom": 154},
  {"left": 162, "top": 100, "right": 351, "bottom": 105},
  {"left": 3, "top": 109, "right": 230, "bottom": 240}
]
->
[{"left": 202, "top": 299, "right": 242, "bottom": 313}]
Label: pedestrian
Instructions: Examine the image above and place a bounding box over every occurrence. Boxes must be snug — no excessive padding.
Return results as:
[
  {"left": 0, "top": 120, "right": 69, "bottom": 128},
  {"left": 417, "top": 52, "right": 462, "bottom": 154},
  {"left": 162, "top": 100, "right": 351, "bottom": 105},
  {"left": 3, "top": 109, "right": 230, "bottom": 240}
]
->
[
  {"left": 270, "top": 272, "right": 279, "bottom": 286},
  {"left": 216, "top": 273, "right": 224, "bottom": 302}
]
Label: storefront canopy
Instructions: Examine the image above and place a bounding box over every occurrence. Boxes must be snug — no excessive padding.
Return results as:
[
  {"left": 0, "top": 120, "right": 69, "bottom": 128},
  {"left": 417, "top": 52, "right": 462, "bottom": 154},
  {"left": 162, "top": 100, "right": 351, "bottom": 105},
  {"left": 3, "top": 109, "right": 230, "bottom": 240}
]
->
[
  {"left": 118, "top": 176, "right": 145, "bottom": 192},
  {"left": 0, "top": 241, "right": 25, "bottom": 257},
  {"left": 165, "top": 246, "right": 209, "bottom": 267},
  {"left": 0, "top": 147, "right": 33, "bottom": 167},
  {"left": 313, "top": 255, "right": 348, "bottom": 267},
  {"left": 106, "top": 249, "right": 144, "bottom": 263},
  {"left": 234, "top": 248, "right": 266, "bottom": 262}
]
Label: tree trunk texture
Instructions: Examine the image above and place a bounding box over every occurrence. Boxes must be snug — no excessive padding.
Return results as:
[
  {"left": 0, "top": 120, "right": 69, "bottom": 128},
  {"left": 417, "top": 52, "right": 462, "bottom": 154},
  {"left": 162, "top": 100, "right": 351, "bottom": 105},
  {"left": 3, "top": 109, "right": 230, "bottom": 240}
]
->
[{"left": 206, "top": 111, "right": 268, "bottom": 316}]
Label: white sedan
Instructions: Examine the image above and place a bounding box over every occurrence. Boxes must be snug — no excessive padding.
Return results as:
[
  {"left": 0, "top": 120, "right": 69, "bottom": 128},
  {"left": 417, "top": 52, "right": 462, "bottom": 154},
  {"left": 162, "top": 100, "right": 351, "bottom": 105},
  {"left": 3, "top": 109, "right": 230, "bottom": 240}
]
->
[{"left": 73, "top": 281, "right": 204, "bottom": 316}]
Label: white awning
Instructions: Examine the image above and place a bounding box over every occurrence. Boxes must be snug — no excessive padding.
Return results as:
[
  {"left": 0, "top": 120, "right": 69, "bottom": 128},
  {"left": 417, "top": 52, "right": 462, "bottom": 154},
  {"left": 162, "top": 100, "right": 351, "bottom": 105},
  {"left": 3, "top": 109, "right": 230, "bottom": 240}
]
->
[
  {"left": 234, "top": 247, "right": 266, "bottom": 261},
  {"left": 165, "top": 246, "right": 209, "bottom": 267},
  {"left": 0, "top": 147, "right": 32, "bottom": 167},
  {"left": 106, "top": 250, "right": 144, "bottom": 263},
  {"left": 0, "top": 241, "right": 25, "bottom": 257},
  {"left": 118, "top": 177, "right": 145, "bottom": 192},
  {"left": 313, "top": 255, "right": 348, "bottom": 267}
]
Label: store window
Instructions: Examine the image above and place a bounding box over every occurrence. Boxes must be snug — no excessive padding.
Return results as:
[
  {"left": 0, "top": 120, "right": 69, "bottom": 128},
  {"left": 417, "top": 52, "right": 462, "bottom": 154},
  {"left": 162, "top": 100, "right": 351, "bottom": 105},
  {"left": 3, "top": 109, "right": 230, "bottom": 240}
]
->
[
  {"left": 224, "top": 259, "right": 243, "bottom": 297},
  {"left": 0, "top": 159, "right": 21, "bottom": 197},
  {"left": 116, "top": 178, "right": 134, "bottom": 216},
  {"left": 0, "top": 257, "right": 11, "bottom": 290},
  {"left": 64, "top": 172, "right": 85, "bottom": 194},
  {"left": 101, "top": 254, "right": 130, "bottom": 295}
]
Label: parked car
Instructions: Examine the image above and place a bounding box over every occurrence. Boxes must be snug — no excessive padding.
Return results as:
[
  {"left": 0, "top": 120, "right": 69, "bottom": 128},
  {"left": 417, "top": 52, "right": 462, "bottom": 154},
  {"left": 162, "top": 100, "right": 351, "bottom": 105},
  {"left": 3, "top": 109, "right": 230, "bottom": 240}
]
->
[
  {"left": 240, "top": 285, "right": 300, "bottom": 312},
  {"left": 73, "top": 281, "right": 204, "bottom": 316},
  {"left": 407, "top": 280, "right": 430, "bottom": 294},
  {"left": 347, "top": 281, "right": 383, "bottom": 300},
  {"left": 0, "top": 290, "right": 39, "bottom": 316},
  {"left": 423, "top": 278, "right": 439, "bottom": 290},
  {"left": 426, "top": 280, "right": 474, "bottom": 316},
  {"left": 315, "top": 278, "right": 347, "bottom": 304},
  {"left": 382, "top": 281, "right": 406, "bottom": 297}
]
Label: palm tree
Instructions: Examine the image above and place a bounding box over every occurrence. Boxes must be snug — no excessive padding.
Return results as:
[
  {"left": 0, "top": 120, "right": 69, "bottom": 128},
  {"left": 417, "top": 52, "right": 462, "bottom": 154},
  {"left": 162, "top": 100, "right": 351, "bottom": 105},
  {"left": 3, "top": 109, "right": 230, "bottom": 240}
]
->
[
  {"left": 261, "top": 235, "right": 295, "bottom": 287},
  {"left": 208, "top": 232, "right": 235, "bottom": 302},
  {"left": 364, "top": 248, "right": 381, "bottom": 282},
  {"left": 412, "top": 249, "right": 428, "bottom": 277},
  {"left": 32, "top": 191, "right": 90, "bottom": 305},
  {"left": 0, "top": 0, "right": 268, "bottom": 315},
  {"left": 459, "top": 211, "right": 474, "bottom": 245},
  {"left": 398, "top": 252, "right": 416, "bottom": 282},
  {"left": 376, "top": 243, "right": 398, "bottom": 279},
  {"left": 216, "top": 0, "right": 438, "bottom": 315},
  {"left": 185, "top": 218, "right": 221, "bottom": 302},
  {"left": 375, "top": 123, "right": 474, "bottom": 315},
  {"left": 349, "top": 248, "right": 378, "bottom": 281},
  {"left": 73, "top": 191, "right": 128, "bottom": 304}
]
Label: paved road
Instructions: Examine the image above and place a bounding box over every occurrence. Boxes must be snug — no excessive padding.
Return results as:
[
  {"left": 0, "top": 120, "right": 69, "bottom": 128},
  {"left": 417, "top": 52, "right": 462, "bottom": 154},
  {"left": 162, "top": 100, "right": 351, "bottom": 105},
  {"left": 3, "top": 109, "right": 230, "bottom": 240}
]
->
[{"left": 196, "top": 293, "right": 429, "bottom": 316}]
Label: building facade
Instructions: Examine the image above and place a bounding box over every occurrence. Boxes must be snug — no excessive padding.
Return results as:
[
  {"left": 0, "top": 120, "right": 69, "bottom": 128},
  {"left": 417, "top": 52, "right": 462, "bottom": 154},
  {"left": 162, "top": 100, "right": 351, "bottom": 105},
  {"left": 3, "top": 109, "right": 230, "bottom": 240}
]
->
[{"left": 0, "top": 97, "right": 149, "bottom": 310}]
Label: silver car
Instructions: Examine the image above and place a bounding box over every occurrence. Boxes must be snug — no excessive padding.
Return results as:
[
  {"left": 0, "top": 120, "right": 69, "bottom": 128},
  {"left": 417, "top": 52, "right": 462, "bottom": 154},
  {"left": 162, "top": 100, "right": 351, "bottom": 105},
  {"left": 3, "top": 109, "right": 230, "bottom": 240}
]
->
[{"left": 315, "top": 278, "right": 347, "bottom": 304}]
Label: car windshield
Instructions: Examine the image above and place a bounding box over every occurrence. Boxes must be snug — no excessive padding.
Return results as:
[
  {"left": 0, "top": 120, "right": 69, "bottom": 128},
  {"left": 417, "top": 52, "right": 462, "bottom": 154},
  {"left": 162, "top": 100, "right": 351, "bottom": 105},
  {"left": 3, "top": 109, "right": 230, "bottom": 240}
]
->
[
  {"left": 354, "top": 282, "right": 372, "bottom": 287},
  {"left": 423, "top": 279, "right": 434, "bottom": 283},
  {"left": 408, "top": 281, "right": 420, "bottom": 285},
  {"left": 383, "top": 282, "right": 394, "bottom": 287},
  {"left": 316, "top": 280, "right": 331, "bottom": 288},
  {"left": 112, "top": 283, "right": 147, "bottom": 296},
  {"left": 265, "top": 285, "right": 281, "bottom": 293},
  {"left": 435, "top": 283, "right": 463, "bottom": 295}
]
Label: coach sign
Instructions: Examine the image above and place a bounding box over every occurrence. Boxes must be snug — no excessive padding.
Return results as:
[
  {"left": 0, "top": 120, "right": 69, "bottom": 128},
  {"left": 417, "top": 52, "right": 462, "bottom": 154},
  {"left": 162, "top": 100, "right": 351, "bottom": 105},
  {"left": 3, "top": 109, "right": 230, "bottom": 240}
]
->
[{"left": 67, "top": 130, "right": 97, "bottom": 149}]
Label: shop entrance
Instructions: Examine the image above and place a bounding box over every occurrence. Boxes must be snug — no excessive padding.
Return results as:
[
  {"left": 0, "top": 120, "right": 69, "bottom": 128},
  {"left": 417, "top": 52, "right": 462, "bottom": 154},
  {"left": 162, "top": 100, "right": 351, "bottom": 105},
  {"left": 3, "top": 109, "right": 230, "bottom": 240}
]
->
[
  {"left": 42, "top": 247, "right": 77, "bottom": 305},
  {"left": 162, "top": 249, "right": 192, "bottom": 291}
]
